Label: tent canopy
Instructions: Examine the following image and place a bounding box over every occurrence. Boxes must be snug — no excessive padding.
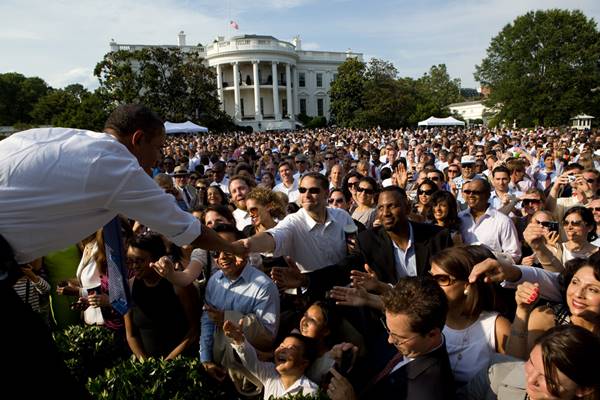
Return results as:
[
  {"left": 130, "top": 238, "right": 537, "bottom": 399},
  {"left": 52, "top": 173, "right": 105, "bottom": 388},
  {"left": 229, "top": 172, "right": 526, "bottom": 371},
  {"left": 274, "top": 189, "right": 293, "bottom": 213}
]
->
[
  {"left": 164, "top": 121, "right": 208, "bottom": 134},
  {"left": 417, "top": 116, "right": 465, "bottom": 127}
]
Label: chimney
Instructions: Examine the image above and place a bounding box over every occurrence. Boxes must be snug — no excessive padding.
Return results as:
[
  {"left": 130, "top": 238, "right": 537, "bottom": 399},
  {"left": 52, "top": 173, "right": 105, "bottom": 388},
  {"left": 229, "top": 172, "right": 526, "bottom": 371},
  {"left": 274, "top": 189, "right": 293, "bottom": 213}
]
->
[
  {"left": 178, "top": 31, "right": 186, "bottom": 47},
  {"left": 292, "top": 35, "right": 301, "bottom": 50}
]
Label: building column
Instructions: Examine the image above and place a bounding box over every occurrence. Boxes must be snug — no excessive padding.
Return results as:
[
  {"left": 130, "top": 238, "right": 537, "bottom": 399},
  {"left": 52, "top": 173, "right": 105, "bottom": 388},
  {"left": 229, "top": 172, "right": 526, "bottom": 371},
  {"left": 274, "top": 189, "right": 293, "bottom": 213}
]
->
[
  {"left": 216, "top": 64, "right": 224, "bottom": 111},
  {"left": 232, "top": 62, "right": 241, "bottom": 120},
  {"left": 272, "top": 62, "right": 280, "bottom": 120},
  {"left": 252, "top": 61, "right": 262, "bottom": 120},
  {"left": 285, "top": 63, "right": 293, "bottom": 119},
  {"left": 293, "top": 66, "right": 299, "bottom": 115}
]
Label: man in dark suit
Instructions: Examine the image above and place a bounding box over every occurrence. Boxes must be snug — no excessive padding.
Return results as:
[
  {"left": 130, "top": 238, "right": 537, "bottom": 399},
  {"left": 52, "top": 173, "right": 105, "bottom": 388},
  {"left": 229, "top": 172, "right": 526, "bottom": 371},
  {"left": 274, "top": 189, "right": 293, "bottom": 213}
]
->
[
  {"left": 327, "top": 276, "right": 456, "bottom": 400},
  {"left": 307, "top": 186, "right": 452, "bottom": 298}
]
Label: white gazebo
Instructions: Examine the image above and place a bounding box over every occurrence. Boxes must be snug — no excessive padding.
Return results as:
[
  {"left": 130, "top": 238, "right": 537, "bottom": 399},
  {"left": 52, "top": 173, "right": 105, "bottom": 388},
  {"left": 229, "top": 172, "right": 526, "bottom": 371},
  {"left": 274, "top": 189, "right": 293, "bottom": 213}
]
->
[
  {"left": 417, "top": 116, "right": 465, "bottom": 127},
  {"left": 164, "top": 121, "right": 209, "bottom": 134},
  {"left": 570, "top": 114, "right": 594, "bottom": 130}
]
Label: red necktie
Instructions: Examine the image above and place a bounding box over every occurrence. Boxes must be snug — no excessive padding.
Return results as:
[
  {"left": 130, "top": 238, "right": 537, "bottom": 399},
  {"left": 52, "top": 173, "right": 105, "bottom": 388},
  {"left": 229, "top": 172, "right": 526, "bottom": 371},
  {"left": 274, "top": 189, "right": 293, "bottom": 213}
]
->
[{"left": 372, "top": 352, "right": 404, "bottom": 385}]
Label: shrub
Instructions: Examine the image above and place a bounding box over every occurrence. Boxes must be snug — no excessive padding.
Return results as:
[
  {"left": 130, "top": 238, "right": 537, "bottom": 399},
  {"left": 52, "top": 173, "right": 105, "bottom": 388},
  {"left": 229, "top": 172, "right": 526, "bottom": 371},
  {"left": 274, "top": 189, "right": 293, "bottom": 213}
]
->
[
  {"left": 87, "top": 357, "right": 229, "bottom": 400},
  {"left": 53, "top": 325, "right": 127, "bottom": 384}
]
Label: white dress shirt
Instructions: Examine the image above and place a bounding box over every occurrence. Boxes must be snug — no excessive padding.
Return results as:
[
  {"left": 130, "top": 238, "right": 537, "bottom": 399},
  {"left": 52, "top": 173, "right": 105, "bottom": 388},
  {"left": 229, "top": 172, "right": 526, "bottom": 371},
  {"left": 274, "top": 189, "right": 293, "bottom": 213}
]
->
[
  {"left": 267, "top": 207, "right": 354, "bottom": 272},
  {"left": 233, "top": 208, "right": 253, "bottom": 232},
  {"left": 273, "top": 179, "right": 300, "bottom": 204},
  {"left": 0, "top": 128, "right": 201, "bottom": 264},
  {"left": 459, "top": 206, "right": 522, "bottom": 262}
]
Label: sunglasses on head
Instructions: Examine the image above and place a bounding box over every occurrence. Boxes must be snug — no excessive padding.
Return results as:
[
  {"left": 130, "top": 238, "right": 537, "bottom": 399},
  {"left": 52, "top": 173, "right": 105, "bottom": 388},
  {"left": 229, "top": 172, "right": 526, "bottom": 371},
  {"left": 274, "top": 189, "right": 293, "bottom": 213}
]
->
[
  {"left": 357, "top": 187, "right": 375, "bottom": 195},
  {"left": 418, "top": 189, "right": 435, "bottom": 195},
  {"left": 299, "top": 187, "right": 321, "bottom": 194}
]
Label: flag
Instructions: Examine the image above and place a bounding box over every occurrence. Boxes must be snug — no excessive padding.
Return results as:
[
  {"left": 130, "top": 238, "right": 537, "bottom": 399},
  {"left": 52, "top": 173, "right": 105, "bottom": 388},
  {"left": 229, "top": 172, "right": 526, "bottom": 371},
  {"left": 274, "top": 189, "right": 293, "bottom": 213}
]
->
[{"left": 230, "top": 20, "right": 239, "bottom": 30}]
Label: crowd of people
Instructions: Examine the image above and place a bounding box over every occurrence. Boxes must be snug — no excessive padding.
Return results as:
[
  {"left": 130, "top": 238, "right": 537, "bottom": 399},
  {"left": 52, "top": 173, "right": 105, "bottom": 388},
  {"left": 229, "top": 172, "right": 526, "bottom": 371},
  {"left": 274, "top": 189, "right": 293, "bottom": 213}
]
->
[{"left": 2, "top": 105, "right": 600, "bottom": 399}]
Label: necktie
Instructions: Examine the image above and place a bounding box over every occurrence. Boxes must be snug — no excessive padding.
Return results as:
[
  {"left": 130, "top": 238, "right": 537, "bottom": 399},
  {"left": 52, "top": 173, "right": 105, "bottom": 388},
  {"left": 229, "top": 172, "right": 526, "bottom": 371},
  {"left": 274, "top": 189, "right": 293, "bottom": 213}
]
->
[
  {"left": 545, "top": 173, "right": 552, "bottom": 190},
  {"left": 103, "top": 217, "right": 130, "bottom": 315},
  {"left": 372, "top": 352, "right": 404, "bottom": 385}
]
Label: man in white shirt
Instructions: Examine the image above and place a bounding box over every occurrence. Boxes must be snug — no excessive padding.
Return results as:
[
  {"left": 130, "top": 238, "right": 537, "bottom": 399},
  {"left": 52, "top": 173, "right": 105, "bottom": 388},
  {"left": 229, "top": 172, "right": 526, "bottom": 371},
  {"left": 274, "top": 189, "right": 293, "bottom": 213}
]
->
[
  {"left": 210, "top": 161, "right": 230, "bottom": 194},
  {"left": 273, "top": 161, "right": 299, "bottom": 204},
  {"left": 458, "top": 178, "right": 522, "bottom": 262},
  {"left": 229, "top": 175, "right": 254, "bottom": 231},
  {"left": 0, "top": 104, "right": 244, "bottom": 398}
]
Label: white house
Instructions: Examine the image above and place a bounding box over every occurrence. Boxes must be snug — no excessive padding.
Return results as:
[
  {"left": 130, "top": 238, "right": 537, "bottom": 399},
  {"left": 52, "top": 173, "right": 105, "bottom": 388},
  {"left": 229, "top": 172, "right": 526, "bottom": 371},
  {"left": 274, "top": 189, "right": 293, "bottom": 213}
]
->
[
  {"left": 448, "top": 100, "right": 488, "bottom": 126},
  {"left": 571, "top": 114, "right": 594, "bottom": 130},
  {"left": 109, "top": 32, "right": 362, "bottom": 131}
]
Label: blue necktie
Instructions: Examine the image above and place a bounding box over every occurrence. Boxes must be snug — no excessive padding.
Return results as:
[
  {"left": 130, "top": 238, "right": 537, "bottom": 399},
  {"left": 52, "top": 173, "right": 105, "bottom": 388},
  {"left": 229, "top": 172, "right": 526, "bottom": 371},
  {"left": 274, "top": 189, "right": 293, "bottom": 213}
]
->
[{"left": 103, "top": 217, "right": 130, "bottom": 315}]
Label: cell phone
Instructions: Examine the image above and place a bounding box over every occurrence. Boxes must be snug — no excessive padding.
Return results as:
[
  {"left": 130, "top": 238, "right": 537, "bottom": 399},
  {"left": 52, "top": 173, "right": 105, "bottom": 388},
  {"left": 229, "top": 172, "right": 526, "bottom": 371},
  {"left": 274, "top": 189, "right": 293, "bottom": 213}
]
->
[
  {"left": 541, "top": 221, "right": 559, "bottom": 232},
  {"left": 335, "top": 348, "right": 354, "bottom": 376}
]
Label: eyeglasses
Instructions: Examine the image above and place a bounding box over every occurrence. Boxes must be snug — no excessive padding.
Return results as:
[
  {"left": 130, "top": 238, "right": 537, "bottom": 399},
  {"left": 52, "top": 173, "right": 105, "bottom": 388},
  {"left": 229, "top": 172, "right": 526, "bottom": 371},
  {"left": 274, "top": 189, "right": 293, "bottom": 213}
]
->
[
  {"left": 428, "top": 272, "right": 458, "bottom": 287},
  {"left": 521, "top": 199, "right": 541, "bottom": 206},
  {"left": 298, "top": 187, "right": 321, "bottom": 194},
  {"left": 563, "top": 219, "right": 584, "bottom": 227},
  {"left": 418, "top": 189, "right": 435, "bottom": 196},
  {"left": 348, "top": 182, "right": 359, "bottom": 188},
  {"left": 325, "top": 156, "right": 335, "bottom": 160},
  {"left": 589, "top": 207, "right": 600, "bottom": 212},
  {"left": 448, "top": 169, "right": 459, "bottom": 174},
  {"left": 462, "top": 189, "right": 485, "bottom": 196},
  {"left": 328, "top": 198, "right": 345, "bottom": 204},
  {"left": 429, "top": 176, "right": 441, "bottom": 181},
  {"left": 380, "top": 317, "right": 420, "bottom": 346},
  {"left": 196, "top": 186, "right": 207, "bottom": 190},
  {"left": 357, "top": 187, "right": 375, "bottom": 195}
]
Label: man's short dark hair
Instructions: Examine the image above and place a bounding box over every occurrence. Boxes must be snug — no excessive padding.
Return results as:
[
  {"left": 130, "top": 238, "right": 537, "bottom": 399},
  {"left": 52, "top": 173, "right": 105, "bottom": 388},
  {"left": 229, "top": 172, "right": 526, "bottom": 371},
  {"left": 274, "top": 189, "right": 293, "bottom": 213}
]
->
[
  {"left": 104, "top": 104, "right": 163, "bottom": 138},
  {"left": 300, "top": 172, "right": 329, "bottom": 191},
  {"left": 128, "top": 233, "right": 167, "bottom": 262},
  {"left": 382, "top": 277, "right": 448, "bottom": 335},
  {"left": 284, "top": 332, "right": 319, "bottom": 365},
  {"left": 213, "top": 223, "right": 245, "bottom": 240},
  {"left": 492, "top": 165, "right": 511, "bottom": 177},
  {"left": 380, "top": 185, "right": 409, "bottom": 206}
]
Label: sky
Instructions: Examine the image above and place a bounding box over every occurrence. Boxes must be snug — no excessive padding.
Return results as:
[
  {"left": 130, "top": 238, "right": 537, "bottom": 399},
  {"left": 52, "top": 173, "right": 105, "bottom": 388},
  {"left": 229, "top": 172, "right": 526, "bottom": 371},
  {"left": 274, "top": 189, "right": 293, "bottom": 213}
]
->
[{"left": 1, "top": 0, "right": 599, "bottom": 90}]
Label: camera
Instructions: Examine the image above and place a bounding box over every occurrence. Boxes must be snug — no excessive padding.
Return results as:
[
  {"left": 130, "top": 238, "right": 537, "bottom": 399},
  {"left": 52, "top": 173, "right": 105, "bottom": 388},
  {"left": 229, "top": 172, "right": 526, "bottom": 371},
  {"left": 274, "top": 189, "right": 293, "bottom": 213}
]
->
[
  {"left": 567, "top": 175, "right": 576, "bottom": 183},
  {"left": 540, "top": 221, "right": 559, "bottom": 233}
]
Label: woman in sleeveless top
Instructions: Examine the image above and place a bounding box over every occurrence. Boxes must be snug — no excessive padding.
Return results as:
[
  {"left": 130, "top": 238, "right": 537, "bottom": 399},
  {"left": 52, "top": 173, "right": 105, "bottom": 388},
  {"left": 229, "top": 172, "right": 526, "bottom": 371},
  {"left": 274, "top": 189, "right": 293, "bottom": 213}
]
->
[
  {"left": 507, "top": 256, "right": 600, "bottom": 360},
  {"left": 430, "top": 245, "right": 511, "bottom": 385}
]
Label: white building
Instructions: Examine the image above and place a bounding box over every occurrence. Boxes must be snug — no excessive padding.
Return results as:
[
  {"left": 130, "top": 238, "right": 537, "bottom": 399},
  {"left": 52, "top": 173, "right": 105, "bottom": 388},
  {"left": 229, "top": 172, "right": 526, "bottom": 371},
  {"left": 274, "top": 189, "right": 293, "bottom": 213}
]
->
[
  {"left": 448, "top": 100, "right": 488, "bottom": 126},
  {"left": 110, "top": 32, "right": 362, "bottom": 131},
  {"left": 570, "top": 114, "right": 594, "bottom": 130}
]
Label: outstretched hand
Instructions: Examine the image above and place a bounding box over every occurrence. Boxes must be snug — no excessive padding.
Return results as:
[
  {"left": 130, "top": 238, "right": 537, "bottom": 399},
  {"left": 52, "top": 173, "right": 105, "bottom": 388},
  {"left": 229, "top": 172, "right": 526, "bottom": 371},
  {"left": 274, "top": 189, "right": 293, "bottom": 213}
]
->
[
  {"left": 151, "top": 256, "right": 175, "bottom": 278},
  {"left": 223, "top": 319, "right": 245, "bottom": 345}
]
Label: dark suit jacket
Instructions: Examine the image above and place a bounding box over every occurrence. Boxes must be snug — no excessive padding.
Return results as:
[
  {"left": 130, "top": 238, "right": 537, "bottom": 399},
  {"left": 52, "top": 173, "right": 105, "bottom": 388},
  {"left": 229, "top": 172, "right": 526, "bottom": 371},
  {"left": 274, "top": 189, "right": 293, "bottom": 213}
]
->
[
  {"left": 355, "top": 222, "right": 453, "bottom": 284},
  {"left": 360, "top": 342, "right": 456, "bottom": 400},
  {"left": 306, "top": 221, "right": 452, "bottom": 300}
]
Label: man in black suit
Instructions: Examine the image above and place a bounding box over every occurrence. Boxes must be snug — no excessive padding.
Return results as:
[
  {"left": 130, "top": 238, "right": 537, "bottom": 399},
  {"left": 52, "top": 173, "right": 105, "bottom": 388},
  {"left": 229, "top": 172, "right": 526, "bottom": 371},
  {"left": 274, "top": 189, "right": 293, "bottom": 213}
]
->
[{"left": 327, "top": 277, "right": 456, "bottom": 400}]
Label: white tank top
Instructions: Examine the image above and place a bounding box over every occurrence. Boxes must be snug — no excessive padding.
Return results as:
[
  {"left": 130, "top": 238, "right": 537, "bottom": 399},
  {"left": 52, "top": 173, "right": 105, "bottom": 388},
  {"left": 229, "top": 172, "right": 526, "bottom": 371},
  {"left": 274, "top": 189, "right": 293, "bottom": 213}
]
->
[{"left": 443, "top": 311, "right": 498, "bottom": 384}]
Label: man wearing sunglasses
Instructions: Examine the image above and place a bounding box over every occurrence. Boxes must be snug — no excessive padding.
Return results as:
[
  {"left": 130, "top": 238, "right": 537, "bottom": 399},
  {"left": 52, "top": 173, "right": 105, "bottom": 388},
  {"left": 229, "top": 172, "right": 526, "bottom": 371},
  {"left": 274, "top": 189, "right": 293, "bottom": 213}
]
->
[{"left": 240, "top": 172, "right": 355, "bottom": 296}]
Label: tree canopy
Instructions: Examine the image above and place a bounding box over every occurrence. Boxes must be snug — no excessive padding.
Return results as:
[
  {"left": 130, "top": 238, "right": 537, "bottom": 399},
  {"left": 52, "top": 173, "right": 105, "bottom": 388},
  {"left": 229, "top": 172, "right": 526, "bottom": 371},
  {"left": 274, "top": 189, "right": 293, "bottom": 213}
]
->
[
  {"left": 0, "top": 73, "right": 49, "bottom": 125},
  {"left": 475, "top": 9, "right": 600, "bottom": 127},
  {"left": 329, "top": 58, "right": 461, "bottom": 128},
  {"left": 94, "top": 47, "right": 234, "bottom": 130}
]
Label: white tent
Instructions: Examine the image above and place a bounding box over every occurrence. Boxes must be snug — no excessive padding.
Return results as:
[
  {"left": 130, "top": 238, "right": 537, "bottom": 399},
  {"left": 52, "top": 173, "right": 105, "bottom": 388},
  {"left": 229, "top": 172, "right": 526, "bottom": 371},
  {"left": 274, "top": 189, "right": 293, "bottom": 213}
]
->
[
  {"left": 417, "top": 116, "right": 465, "bottom": 127},
  {"left": 164, "top": 120, "right": 209, "bottom": 134}
]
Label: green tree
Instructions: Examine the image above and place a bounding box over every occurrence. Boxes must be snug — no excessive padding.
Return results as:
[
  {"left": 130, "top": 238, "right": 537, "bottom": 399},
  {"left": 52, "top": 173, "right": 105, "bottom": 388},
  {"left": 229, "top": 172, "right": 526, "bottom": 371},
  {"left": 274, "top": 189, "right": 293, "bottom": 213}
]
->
[
  {"left": 0, "top": 72, "right": 50, "bottom": 125},
  {"left": 413, "top": 64, "right": 462, "bottom": 122},
  {"left": 94, "top": 47, "right": 234, "bottom": 130},
  {"left": 475, "top": 9, "right": 600, "bottom": 127},
  {"left": 329, "top": 57, "right": 366, "bottom": 128},
  {"left": 31, "top": 85, "right": 109, "bottom": 131}
]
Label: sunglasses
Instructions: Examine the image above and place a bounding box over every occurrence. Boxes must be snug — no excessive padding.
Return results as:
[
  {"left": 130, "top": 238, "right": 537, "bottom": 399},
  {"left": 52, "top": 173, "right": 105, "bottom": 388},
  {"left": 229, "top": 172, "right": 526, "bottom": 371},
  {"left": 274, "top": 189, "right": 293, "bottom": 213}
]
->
[
  {"left": 586, "top": 178, "right": 597, "bottom": 184},
  {"left": 563, "top": 220, "right": 584, "bottom": 227},
  {"left": 418, "top": 189, "right": 435, "bottom": 196},
  {"left": 299, "top": 187, "right": 321, "bottom": 194},
  {"left": 328, "top": 198, "right": 345, "bottom": 204},
  {"left": 462, "top": 189, "right": 485, "bottom": 196},
  {"left": 428, "top": 273, "right": 457, "bottom": 287},
  {"left": 196, "top": 186, "right": 207, "bottom": 190},
  {"left": 295, "top": 160, "right": 306, "bottom": 164},
  {"left": 325, "top": 156, "right": 335, "bottom": 160},
  {"left": 448, "top": 169, "right": 459, "bottom": 173},
  {"left": 522, "top": 199, "right": 541, "bottom": 206},
  {"left": 461, "top": 163, "right": 474, "bottom": 168},
  {"left": 589, "top": 207, "right": 600, "bottom": 212},
  {"left": 357, "top": 187, "right": 375, "bottom": 195},
  {"left": 348, "top": 182, "right": 359, "bottom": 188},
  {"left": 429, "top": 176, "right": 441, "bottom": 181},
  {"left": 210, "top": 250, "right": 234, "bottom": 259}
]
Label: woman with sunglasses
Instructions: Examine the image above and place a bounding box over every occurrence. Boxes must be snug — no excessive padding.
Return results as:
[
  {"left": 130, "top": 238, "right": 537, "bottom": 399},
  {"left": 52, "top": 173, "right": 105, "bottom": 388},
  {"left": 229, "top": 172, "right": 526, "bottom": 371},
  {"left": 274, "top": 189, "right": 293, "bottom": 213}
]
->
[
  {"left": 524, "top": 206, "right": 598, "bottom": 272},
  {"left": 428, "top": 190, "right": 463, "bottom": 244},
  {"left": 341, "top": 171, "right": 364, "bottom": 214},
  {"left": 411, "top": 179, "right": 438, "bottom": 223},
  {"left": 193, "top": 179, "right": 210, "bottom": 207},
  {"left": 351, "top": 176, "right": 379, "bottom": 229},
  {"left": 430, "top": 245, "right": 511, "bottom": 386},
  {"left": 507, "top": 256, "right": 600, "bottom": 362}
]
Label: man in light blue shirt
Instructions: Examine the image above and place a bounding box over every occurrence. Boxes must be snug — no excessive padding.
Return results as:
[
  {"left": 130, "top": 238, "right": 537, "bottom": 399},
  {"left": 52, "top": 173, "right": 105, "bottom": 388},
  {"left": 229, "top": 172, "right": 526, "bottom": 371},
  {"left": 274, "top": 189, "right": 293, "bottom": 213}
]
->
[{"left": 200, "top": 224, "right": 280, "bottom": 385}]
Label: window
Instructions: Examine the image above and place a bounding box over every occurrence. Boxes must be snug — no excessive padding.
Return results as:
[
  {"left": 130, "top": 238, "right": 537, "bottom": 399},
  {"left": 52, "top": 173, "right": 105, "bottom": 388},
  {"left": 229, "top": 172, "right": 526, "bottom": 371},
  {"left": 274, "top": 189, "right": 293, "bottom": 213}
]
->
[
  {"left": 282, "top": 99, "right": 288, "bottom": 117},
  {"left": 316, "top": 73, "right": 323, "bottom": 88},
  {"left": 317, "top": 98, "right": 324, "bottom": 116},
  {"left": 260, "top": 97, "right": 264, "bottom": 115},
  {"left": 299, "top": 72, "right": 306, "bottom": 87},
  {"left": 240, "top": 98, "right": 245, "bottom": 117},
  {"left": 300, "top": 99, "right": 307, "bottom": 115}
]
